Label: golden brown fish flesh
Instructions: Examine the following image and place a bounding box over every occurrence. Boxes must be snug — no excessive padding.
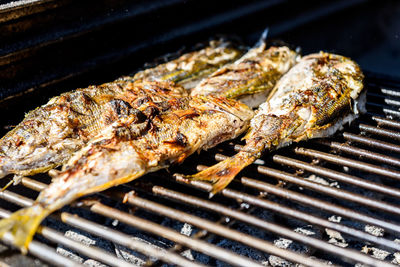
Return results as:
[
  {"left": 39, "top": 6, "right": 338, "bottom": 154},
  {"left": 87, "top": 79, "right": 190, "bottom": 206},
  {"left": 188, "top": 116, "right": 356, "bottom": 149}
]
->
[
  {"left": 191, "top": 42, "right": 299, "bottom": 108},
  {"left": 132, "top": 40, "right": 244, "bottom": 90},
  {"left": 0, "top": 40, "right": 240, "bottom": 180},
  {"left": 0, "top": 94, "right": 253, "bottom": 252},
  {"left": 0, "top": 80, "right": 187, "bottom": 179},
  {"left": 184, "top": 52, "right": 365, "bottom": 194}
]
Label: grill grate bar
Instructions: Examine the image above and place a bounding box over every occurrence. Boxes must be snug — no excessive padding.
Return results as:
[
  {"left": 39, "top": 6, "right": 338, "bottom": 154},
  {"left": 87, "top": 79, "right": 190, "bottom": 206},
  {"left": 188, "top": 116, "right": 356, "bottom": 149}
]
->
[
  {"left": 256, "top": 162, "right": 400, "bottom": 215},
  {"left": 213, "top": 152, "right": 400, "bottom": 215},
  {"left": 381, "top": 88, "right": 400, "bottom": 98},
  {"left": 115, "top": 191, "right": 333, "bottom": 267},
  {"left": 273, "top": 155, "right": 400, "bottom": 198},
  {"left": 59, "top": 213, "right": 205, "bottom": 267},
  {"left": 343, "top": 132, "right": 400, "bottom": 153},
  {"left": 142, "top": 203, "right": 255, "bottom": 267},
  {"left": 294, "top": 147, "right": 400, "bottom": 180},
  {"left": 0, "top": 204, "right": 133, "bottom": 267},
  {"left": 325, "top": 141, "right": 400, "bottom": 168},
  {"left": 373, "top": 116, "right": 400, "bottom": 129},
  {"left": 150, "top": 185, "right": 400, "bottom": 263},
  {"left": 89, "top": 202, "right": 265, "bottom": 267},
  {"left": 0, "top": 181, "right": 260, "bottom": 267},
  {"left": 175, "top": 165, "right": 400, "bottom": 235},
  {"left": 0, "top": 207, "right": 83, "bottom": 267},
  {"left": 359, "top": 124, "right": 400, "bottom": 141},
  {"left": 238, "top": 176, "right": 400, "bottom": 234},
  {"left": 173, "top": 170, "right": 400, "bottom": 251},
  {"left": 367, "top": 93, "right": 400, "bottom": 108},
  {"left": 14, "top": 177, "right": 256, "bottom": 267}
]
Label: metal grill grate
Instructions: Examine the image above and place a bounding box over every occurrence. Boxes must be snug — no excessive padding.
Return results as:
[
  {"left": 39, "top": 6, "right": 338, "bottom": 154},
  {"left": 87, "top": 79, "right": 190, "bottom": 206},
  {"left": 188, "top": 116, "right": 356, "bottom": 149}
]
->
[{"left": 1, "top": 76, "right": 400, "bottom": 266}]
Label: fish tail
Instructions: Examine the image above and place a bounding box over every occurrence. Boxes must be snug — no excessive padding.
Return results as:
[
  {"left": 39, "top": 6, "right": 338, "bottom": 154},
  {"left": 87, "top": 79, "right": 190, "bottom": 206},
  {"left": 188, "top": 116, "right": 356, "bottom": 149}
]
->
[
  {"left": 0, "top": 204, "right": 49, "bottom": 254},
  {"left": 186, "top": 151, "right": 256, "bottom": 196}
]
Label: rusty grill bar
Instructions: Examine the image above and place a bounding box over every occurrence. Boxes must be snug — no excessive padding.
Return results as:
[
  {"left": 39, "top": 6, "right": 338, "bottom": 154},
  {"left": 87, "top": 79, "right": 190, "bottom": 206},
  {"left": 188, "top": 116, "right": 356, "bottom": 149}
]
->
[{"left": 0, "top": 77, "right": 399, "bottom": 267}]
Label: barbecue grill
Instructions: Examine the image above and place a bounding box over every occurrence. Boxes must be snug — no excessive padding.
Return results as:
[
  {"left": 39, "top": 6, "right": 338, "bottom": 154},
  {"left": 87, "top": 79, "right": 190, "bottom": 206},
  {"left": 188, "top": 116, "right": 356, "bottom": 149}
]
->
[{"left": 1, "top": 0, "right": 400, "bottom": 266}]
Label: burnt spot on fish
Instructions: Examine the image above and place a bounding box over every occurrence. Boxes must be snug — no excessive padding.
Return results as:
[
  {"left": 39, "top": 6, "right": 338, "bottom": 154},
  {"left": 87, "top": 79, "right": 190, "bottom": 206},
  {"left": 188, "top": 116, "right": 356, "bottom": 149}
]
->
[
  {"left": 136, "top": 97, "right": 150, "bottom": 107},
  {"left": 160, "top": 101, "right": 172, "bottom": 112},
  {"left": 108, "top": 99, "right": 133, "bottom": 118},
  {"left": 175, "top": 132, "right": 188, "bottom": 147},
  {"left": 130, "top": 109, "right": 147, "bottom": 124},
  {"left": 144, "top": 106, "right": 160, "bottom": 119},
  {"left": 14, "top": 137, "right": 24, "bottom": 147},
  {"left": 164, "top": 132, "right": 188, "bottom": 148},
  {"left": 114, "top": 126, "right": 134, "bottom": 141}
]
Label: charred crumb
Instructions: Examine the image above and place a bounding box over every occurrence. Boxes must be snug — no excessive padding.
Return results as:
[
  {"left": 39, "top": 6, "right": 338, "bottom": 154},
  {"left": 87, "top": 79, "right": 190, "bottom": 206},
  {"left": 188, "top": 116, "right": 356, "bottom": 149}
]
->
[
  {"left": 175, "top": 132, "right": 188, "bottom": 147},
  {"left": 163, "top": 132, "right": 188, "bottom": 148},
  {"left": 144, "top": 106, "right": 160, "bottom": 119},
  {"left": 114, "top": 126, "right": 134, "bottom": 141},
  {"left": 159, "top": 101, "right": 171, "bottom": 112},
  {"left": 129, "top": 109, "right": 147, "bottom": 124},
  {"left": 108, "top": 99, "right": 133, "bottom": 118},
  {"left": 136, "top": 97, "right": 150, "bottom": 107}
]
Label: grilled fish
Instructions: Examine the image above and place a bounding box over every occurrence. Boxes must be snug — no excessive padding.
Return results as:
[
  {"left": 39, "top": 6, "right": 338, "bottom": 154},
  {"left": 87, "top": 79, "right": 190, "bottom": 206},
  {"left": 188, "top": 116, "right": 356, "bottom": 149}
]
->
[
  {"left": 131, "top": 40, "right": 244, "bottom": 90},
  {"left": 184, "top": 52, "right": 365, "bottom": 194},
  {"left": 0, "top": 41, "right": 241, "bottom": 180},
  {"left": 191, "top": 42, "right": 299, "bottom": 108},
  {"left": 0, "top": 94, "right": 253, "bottom": 252},
  {"left": 0, "top": 80, "right": 186, "bottom": 180}
]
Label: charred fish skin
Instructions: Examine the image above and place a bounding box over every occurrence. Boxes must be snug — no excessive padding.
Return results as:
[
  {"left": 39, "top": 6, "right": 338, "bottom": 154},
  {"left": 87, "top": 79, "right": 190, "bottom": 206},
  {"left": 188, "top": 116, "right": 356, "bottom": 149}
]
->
[
  {"left": 0, "top": 95, "right": 253, "bottom": 252},
  {"left": 0, "top": 80, "right": 187, "bottom": 179},
  {"left": 190, "top": 42, "right": 299, "bottom": 108},
  {"left": 131, "top": 40, "right": 244, "bottom": 90},
  {"left": 186, "top": 52, "right": 364, "bottom": 194},
  {"left": 0, "top": 40, "right": 242, "bottom": 180}
]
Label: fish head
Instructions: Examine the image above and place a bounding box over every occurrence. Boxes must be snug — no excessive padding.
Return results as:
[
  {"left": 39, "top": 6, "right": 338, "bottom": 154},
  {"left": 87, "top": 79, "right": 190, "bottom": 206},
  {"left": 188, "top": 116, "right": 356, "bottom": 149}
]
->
[
  {"left": 291, "top": 52, "right": 365, "bottom": 139},
  {"left": 260, "top": 46, "right": 300, "bottom": 74}
]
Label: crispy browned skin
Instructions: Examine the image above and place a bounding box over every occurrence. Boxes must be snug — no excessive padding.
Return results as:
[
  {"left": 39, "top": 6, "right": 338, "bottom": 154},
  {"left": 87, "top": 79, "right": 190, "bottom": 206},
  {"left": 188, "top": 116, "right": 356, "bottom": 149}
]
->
[
  {"left": 0, "top": 94, "right": 254, "bottom": 252},
  {"left": 0, "top": 80, "right": 186, "bottom": 178},
  {"left": 0, "top": 40, "right": 241, "bottom": 179},
  {"left": 191, "top": 43, "right": 299, "bottom": 108},
  {"left": 132, "top": 40, "right": 244, "bottom": 90},
  {"left": 184, "top": 52, "right": 365, "bottom": 194}
]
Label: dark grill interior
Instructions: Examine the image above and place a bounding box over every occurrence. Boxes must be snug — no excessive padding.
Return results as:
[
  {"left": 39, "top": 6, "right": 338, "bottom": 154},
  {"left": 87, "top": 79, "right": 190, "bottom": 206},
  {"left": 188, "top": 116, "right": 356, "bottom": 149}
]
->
[{"left": 1, "top": 0, "right": 400, "bottom": 266}]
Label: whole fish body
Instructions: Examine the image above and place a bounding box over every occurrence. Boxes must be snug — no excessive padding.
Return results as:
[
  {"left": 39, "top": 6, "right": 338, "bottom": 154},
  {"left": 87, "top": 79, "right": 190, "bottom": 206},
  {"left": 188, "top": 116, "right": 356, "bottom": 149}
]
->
[
  {"left": 0, "top": 80, "right": 187, "bottom": 179},
  {"left": 0, "top": 94, "right": 254, "bottom": 252},
  {"left": 185, "top": 52, "right": 365, "bottom": 194},
  {"left": 191, "top": 42, "right": 299, "bottom": 108},
  {"left": 0, "top": 41, "right": 241, "bottom": 180},
  {"left": 131, "top": 40, "right": 244, "bottom": 90}
]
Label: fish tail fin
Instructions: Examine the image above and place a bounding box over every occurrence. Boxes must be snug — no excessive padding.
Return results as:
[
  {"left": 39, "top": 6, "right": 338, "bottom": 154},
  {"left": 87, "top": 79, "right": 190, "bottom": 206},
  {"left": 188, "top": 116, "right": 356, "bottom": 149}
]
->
[
  {"left": 255, "top": 27, "right": 269, "bottom": 48},
  {"left": 186, "top": 151, "right": 256, "bottom": 196},
  {"left": 0, "top": 204, "right": 49, "bottom": 254}
]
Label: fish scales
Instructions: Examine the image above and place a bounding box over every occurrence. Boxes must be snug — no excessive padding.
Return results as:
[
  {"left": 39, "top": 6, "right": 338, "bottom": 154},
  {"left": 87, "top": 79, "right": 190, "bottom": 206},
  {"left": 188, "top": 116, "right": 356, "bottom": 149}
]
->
[
  {"left": 132, "top": 40, "right": 244, "bottom": 90},
  {"left": 0, "top": 41, "right": 240, "bottom": 179},
  {"left": 0, "top": 94, "right": 254, "bottom": 252},
  {"left": 184, "top": 52, "right": 365, "bottom": 194},
  {"left": 191, "top": 43, "right": 299, "bottom": 108}
]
